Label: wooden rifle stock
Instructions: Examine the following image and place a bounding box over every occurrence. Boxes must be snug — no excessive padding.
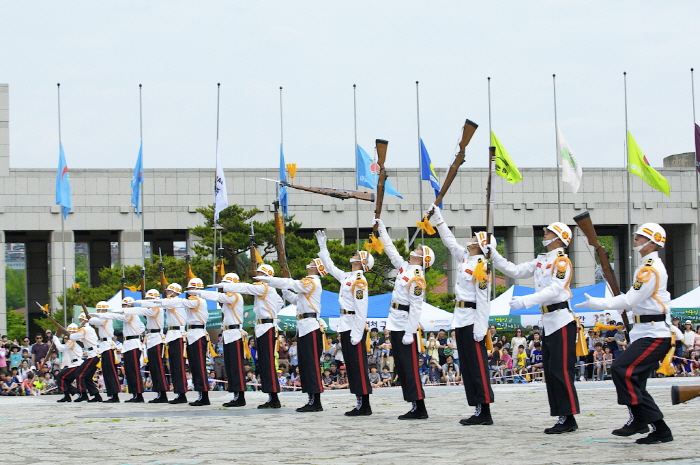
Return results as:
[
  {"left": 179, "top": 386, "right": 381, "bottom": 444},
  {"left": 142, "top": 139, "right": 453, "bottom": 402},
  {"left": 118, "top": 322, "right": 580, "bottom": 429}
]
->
[
  {"left": 573, "top": 211, "right": 630, "bottom": 335},
  {"left": 158, "top": 249, "right": 167, "bottom": 296},
  {"left": 671, "top": 385, "right": 700, "bottom": 405},
  {"left": 281, "top": 183, "right": 374, "bottom": 202},
  {"left": 73, "top": 284, "right": 90, "bottom": 316},
  {"left": 373, "top": 139, "right": 389, "bottom": 232},
  {"left": 140, "top": 268, "right": 147, "bottom": 300},
  {"left": 249, "top": 224, "right": 257, "bottom": 277},
  {"left": 121, "top": 266, "right": 126, "bottom": 302},
  {"left": 36, "top": 302, "right": 69, "bottom": 336},
  {"left": 273, "top": 200, "right": 291, "bottom": 278}
]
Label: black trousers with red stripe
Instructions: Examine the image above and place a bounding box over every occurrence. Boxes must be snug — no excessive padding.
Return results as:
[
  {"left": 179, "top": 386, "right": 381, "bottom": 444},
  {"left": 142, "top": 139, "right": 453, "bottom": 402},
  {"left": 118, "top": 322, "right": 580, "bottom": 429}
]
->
[
  {"left": 340, "top": 330, "right": 372, "bottom": 396},
  {"left": 56, "top": 364, "right": 80, "bottom": 395},
  {"left": 542, "top": 321, "right": 580, "bottom": 417},
  {"left": 147, "top": 344, "right": 169, "bottom": 393},
  {"left": 186, "top": 337, "right": 209, "bottom": 392},
  {"left": 256, "top": 328, "right": 281, "bottom": 393},
  {"left": 455, "top": 325, "right": 494, "bottom": 406},
  {"left": 611, "top": 336, "right": 671, "bottom": 424},
  {"left": 390, "top": 330, "right": 424, "bottom": 402},
  {"left": 100, "top": 349, "right": 121, "bottom": 396},
  {"left": 167, "top": 338, "right": 187, "bottom": 394},
  {"left": 223, "top": 339, "right": 246, "bottom": 393},
  {"left": 122, "top": 348, "right": 143, "bottom": 395},
  {"left": 298, "top": 329, "right": 324, "bottom": 395},
  {"left": 76, "top": 356, "right": 100, "bottom": 395}
]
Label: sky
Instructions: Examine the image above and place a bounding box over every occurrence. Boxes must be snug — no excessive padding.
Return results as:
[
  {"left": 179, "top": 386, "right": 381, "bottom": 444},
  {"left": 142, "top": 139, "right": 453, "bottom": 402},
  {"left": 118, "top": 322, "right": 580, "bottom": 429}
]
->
[{"left": 1, "top": 1, "right": 699, "bottom": 173}]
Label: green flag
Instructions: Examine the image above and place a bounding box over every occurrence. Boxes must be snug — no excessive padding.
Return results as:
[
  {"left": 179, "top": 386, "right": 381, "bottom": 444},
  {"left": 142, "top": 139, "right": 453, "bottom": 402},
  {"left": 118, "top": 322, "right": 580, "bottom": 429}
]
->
[
  {"left": 627, "top": 131, "right": 670, "bottom": 196},
  {"left": 491, "top": 131, "right": 522, "bottom": 184}
]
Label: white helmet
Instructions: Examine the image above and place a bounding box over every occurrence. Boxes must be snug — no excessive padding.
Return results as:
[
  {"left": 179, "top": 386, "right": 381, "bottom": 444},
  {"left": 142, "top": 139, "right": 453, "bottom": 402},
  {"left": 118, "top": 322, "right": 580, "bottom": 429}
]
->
[
  {"left": 145, "top": 289, "right": 160, "bottom": 299},
  {"left": 416, "top": 246, "right": 435, "bottom": 268},
  {"left": 166, "top": 283, "right": 182, "bottom": 294},
  {"left": 545, "top": 222, "right": 572, "bottom": 247},
  {"left": 122, "top": 297, "right": 135, "bottom": 306},
  {"left": 187, "top": 278, "right": 204, "bottom": 289},
  {"left": 357, "top": 250, "right": 374, "bottom": 271},
  {"left": 96, "top": 301, "right": 110, "bottom": 311},
  {"left": 79, "top": 313, "right": 88, "bottom": 321},
  {"left": 309, "top": 258, "right": 328, "bottom": 276},
  {"left": 67, "top": 323, "right": 79, "bottom": 332},
  {"left": 474, "top": 231, "right": 497, "bottom": 255},
  {"left": 634, "top": 223, "right": 666, "bottom": 248},
  {"left": 222, "top": 273, "right": 240, "bottom": 283},
  {"left": 256, "top": 264, "right": 275, "bottom": 277}
]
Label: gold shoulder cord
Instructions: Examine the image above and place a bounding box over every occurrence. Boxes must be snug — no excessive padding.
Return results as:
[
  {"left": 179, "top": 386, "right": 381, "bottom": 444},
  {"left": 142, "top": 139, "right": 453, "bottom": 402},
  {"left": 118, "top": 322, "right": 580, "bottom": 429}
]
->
[
  {"left": 552, "top": 255, "right": 573, "bottom": 300},
  {"left": 300, "top": 277, "right": 319, "bottom": 313},
  {"left": 225, "top": 293, "right": 242, "bottom": 324},
  {"left": 253, "top": 282, "right": 273, "bottom": 317},
  {"left": 636, "top": 266, "right": 666, "bottom": 312}
]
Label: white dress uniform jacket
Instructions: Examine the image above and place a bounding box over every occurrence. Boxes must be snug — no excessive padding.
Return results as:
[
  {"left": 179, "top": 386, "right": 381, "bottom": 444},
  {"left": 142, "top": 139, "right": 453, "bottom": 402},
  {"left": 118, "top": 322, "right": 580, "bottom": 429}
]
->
[
  {"left": 318, "top": 249, "right": 369, "bottom": 345},
  {"left": 70, "top": 325, "right": 99, "bottom": 359},
  {"left": 52, "top": 335, "right": 84, "bottom": 368},
  {"left": 264, "top": 276, "right": 322, "bottom": 337},
  {"left": 492, "top": 247, "right": 574, "bottom": 334},
  {"left": 222, "top": 283, "right": 283, "bottom": 338},
  {"left": 158, "top": 296, "right": 209, "bottom": 343},
  {"left": 97, "top": 312, "right": 146, "bottom": 353},
  {"left": 195, "top": 290, "right": 245, "bottom": 343},
  {"left": 88, "top": 315, "right": 116, "bottom": 354},
  {"left": 127, "top": 301, "right": 165, "bottom": 350}
]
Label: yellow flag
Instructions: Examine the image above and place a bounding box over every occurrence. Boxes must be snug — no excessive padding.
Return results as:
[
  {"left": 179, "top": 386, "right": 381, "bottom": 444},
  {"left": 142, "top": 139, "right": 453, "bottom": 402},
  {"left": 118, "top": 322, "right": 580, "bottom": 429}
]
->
[
  {"left": 491, "top": 131, "right": 522, "bottom": 184},
  {"left": 627, "top": 131, "right": 670, "bottom": 196}
]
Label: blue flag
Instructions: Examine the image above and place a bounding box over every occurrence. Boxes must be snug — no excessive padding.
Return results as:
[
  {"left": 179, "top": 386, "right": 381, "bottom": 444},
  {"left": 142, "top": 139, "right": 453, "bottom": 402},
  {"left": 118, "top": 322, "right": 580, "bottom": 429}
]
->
[
  {"left": 131, "top": 141, "right": 144, "bottom": 217},
  {"left": 420, "top": 139, "right": 442, "bottom": 208},
  {"left": 55, "top": 142, "right": 72, "bottom": 219},
  {"left": 279, "top": 143, "right": 288, "bottom": 217},
  {"left": 356, "top": 144, "right": 403, "bottom": 198}
]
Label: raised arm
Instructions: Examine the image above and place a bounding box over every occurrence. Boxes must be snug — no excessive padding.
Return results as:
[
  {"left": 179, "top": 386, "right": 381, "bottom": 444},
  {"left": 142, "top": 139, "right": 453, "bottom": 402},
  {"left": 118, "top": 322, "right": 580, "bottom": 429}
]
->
[
  {"left": 316, "top": 230, "right": 346, "bottom": 282},
  {"left": 374, "top": 219, "right": 404, "bottom": 269},
  {"left": 282, "top": 289, "right": 298, "bottom": 305},
  {"left": 488, "top": 245, "right": 537, "bottom": 280},
  {"left": 519, "top": 257, "right": 572, "bottom": 308},
  {"left": 430, "top": 205, "right": 467, "bottom": 259}
]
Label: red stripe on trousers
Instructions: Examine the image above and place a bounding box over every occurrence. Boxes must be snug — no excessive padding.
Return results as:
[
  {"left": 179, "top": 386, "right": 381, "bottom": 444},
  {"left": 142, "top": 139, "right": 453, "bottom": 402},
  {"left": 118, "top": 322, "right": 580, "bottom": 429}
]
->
[
  {"left": 268, "top": 331, "right": 278, "bottom": 392},
  {"left": 475, "top": 339, "right": 491, "bottom": 403},
  {"left": 356, "top": 336, "right": 369, "bottom": 395},
  {"left": 153, "top": 344, "right": 167, "bottom": 390},
  {"left": 312, "top": 330, "right": 323, "bottom": 392},
  {"left": 409, "top": 336, "right": 423, "bottom": 400},
  {"left": 59, "top": 366, "right": 79, "bottom": 392},
  {"left": 180, "top": 339, "right": 187, "bottom": 392},
  {"left": 106, "top": 350, "right": 121, "bottom": 392},
  {"left": 199, "top": 338, "right": 208, "bottom": 391},
  {"left": 133, "top": 349, "right": 143, "bottom": 392},
  {"left": 561, "top": 324, "right": 577, "bottom": 414},
  {"left": 237, "top": 339, "right": 245, "bottom": 390},
  {"left": 76, "top": 358, "right": 92, "bottom": 392},
  {"left": 625, "top": 338, "right": 663, "bottom": 405}
]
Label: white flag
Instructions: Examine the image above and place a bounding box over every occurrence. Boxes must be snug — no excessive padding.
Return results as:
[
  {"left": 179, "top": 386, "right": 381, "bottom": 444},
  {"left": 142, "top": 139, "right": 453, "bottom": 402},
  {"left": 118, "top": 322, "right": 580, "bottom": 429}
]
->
[
  {"left": 214, "top": 147, "right": 228, "bottom": 221},
  {"left": 557, "top": 125, "right": 582, "bottom": 194}
]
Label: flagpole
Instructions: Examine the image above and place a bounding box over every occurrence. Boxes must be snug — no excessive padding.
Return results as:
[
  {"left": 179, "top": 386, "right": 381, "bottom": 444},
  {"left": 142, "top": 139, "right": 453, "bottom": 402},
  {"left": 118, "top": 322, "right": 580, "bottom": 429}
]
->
[
  {"left": 553, "top": 74, "right": 562, "bottom": 221},
  {"left": 487, "top": 77, "right": 495, "bottom": 299},
  {"left": 353, "top": 84, "right": 360, "bottom": 248},
  {"left": 213, "top": 83, "right": 221, "bottom": 286},
  {"left": 57, "top": 83, "right": 67, "bottom": 326},
  {"left": 691, "top": 68, "right": 699, "bottom": 285},
  {"left": 139, "top": 84, "right": 145, "bottom": 271},
  {"left": 624, "top": 71, "right": 632, "bottom": 286},
  {"left": 416, "top": 81, "right": 424, "bottom": 244}
]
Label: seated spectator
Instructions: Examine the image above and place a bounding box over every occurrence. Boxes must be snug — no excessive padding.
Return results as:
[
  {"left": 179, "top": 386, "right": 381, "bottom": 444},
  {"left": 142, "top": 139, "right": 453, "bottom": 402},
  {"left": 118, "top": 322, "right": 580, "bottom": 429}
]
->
[
  {"left": 428, "top": 360, "right": 442, "bottom": 384},
  {"left": 514, "top": 345, "right": 528, "bottom": 376},
  {"left": 368, "top": 366, "right": 381, "bottom": 388},
  {"left": 321, "top": 354, "right": 333, "bottom": 371},
  {"left": 1, "top": 373, "right": 19, "bottom": 395},
  {"left": 245, "top": 371, "right": 259, "bottom": 391},
  {"left": 277, "top": 370, "right": 288, "bottom": 389},
  {"left": 499, "top": 348, "right": 513, "bottom": 379},
  {"left": 328, "top": 363, "right": 340, "bottom": 383},
  {"left": 530, "top": 342, "right": 543, "bottom": 378},
  {"left": 602, "top": 346, "right": 613, "bottom": 379},
  {"left": 22, "top": 371, "right": 39, "bottom": 396},
  {"left": 333, "top": 367, "right": 349, "bottom": 389},
  {"left": 593, "top": 343, "right": 605, "bottom": 380},
  {"left": 418, "top": 358, "right": 430, "bottom": 385},
  {"left": 380, "top": 366, "right": 392, "bottom": 387},
  {"left": 488, "top": 348, "right": 501, "bottom": 376},
  {"left": 42, "top": 372, "right": 57, "bottom": 394},
  {"left": 322, "top": 370, "right": 333, "bottom": 389},
  {"left": 9, "top": 346, "right": 22, "bottom": 369},
  {"left": 444, "top": 364, "right": 459, "bottom": 385}
]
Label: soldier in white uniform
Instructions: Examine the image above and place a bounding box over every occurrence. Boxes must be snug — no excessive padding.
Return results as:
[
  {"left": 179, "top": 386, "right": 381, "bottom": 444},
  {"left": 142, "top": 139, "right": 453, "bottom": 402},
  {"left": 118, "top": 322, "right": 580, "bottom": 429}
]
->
[
  {"left": 488, "top": 222, "right": 580, "bottom": 434},
  {"left": 255, "top": 259, "right": 326, "bottom": 412},
  {"left": 89, "top": 301, "right": 121, "bottom": 402},
  {"left": 188, "top": 273, "right": 248, "bottom": 408},
  {"left": 130, "top": 289, "right": 170, "bottom": 404},
  {"left": 372, "top": 218, "right": 432, "bottom": 419},
  {"left": 154, "top": 278, "right": 211, "bottom": 406},
  {"left": 429, "top": 205, "right": 494, "bottom": 425},
  {"left": 316, "top": 230, "right": 374, "bottom": 416},
  {"left": 160, "top": 283, "right": 189, "bottom": 404},
  {"left": 52, "top": 323, "right": 83, "bottom": 402},
  {"left": 577, "top": 223, "right": 675, "bottom": 444},
  {"left": 72, "top": 313, "right": 102, "bottom": 402},
  {"left": 90, "top": 296, "right": 146, "bottom": 403},
  {"left": 216, "top": 264, "right": 284, "bottom": 409}
]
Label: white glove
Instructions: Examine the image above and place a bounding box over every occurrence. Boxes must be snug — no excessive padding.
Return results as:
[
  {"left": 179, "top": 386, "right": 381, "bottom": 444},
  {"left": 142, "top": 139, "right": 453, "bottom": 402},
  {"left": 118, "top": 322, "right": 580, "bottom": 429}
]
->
[
  {"left": 315, "top": 230, "right": 327, "bottom": 249},
  {"left": 372, "top": 218, "right": 382, "bottom": 227},
  {"left": 473, "top": 332, "right": 486, "bottom": 342},
  {"left": 574, "top": 293, "right": 592, "bottom": 309},
  {"left": 402, "top": 334, "right": 414, "bottom": 345},
  {"left": 429, "top": 204, "right": 444, "bottom": 224},
  {"left": 351, "top": 336, "right": 361, "bottom": 345},
  {"left": 111, "top": 308, "right": 126, "bottom": 313},
  {"left": 253, "top": 275, "right": 272, "bottom": 283},
  {"left": 487, "top": 244, "right": 502, "bottom": 260},
  {"left": 212, "top": 283, "right": 225, "bottom": 289},
  {"left": 509, "top": 297, "right": 526, "bottom": 310},
  {"left": 187, "top": 290, "right": 202, "bottom": 296}
]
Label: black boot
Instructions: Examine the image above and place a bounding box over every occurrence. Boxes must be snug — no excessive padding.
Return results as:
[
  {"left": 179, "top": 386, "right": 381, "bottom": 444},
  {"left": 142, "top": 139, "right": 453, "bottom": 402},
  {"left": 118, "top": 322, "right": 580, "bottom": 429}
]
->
[
  {"left": 398, "top": 399, "right": 428, "bottom": 420},
  {"left": 168, "top": 393, "right": 188, "bottom": 404},
  {"left": 297, "top": 393, "right": 323, "bottom": 412},
  {"left": 149, "top": 392, "right": 169, "bottom": 404},
  {"left": 57, "top": 393, "right": 72, "bottom": 403},
  {"left": 636, "top": 420, "right": 673, "bottom": 444},
  {"left": 612, "top": 406, "right": 649, "bottom": 436},
  {"left": 345, "top": 395, "right": 372, "bottom": 416},
  {"left": 103, "top": 394, "right": 120, "bottom": 403},
  {"left": 74, "top": 393, "right": 89, "bottom": 402},
  {"left": 87, "top": 393, "right": 103, "bottom": 403},
  {"left": 544, "top": 415, "right": 578, "bottom": 434},
  {"left": 125, "top": 393, "right": 144, "bottom": 403},
  {"left": 189, "top": 391, "right": 210, "bottom": 406},
  {"left": 460, "top": 403, "right": 493, "bottom": 425},
  {"left": 223, "top": 391, "right": 246, "bottom": 407},
  {"left": 257, "top": 393, "right": 281, "bottom": 409}
]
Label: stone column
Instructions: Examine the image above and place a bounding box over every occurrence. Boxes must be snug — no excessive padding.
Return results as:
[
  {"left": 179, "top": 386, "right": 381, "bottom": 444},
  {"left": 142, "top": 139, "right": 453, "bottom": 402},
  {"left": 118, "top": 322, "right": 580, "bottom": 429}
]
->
[
  {"left": 0, "top": 231, "right": 6, "bottom": 335},
  {"left": 50, "top": 230, "right": 75, "bottom": 314},
  {"left": 0, "top": 83, "right": 9, "bottom": 177},
  {"left": 119, "top": 230, "right": 144, "bottom": 266},
  {"left": 506, "top": 226, "right": 535, "bottom": 286},
  {"left": 569, "top": 226, "right": 596, "bottom": 287}
]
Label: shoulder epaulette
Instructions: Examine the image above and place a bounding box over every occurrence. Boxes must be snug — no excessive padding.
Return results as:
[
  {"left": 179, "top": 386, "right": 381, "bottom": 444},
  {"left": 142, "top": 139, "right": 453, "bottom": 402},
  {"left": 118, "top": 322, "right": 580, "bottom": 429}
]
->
[
  {"left": 645, "top": 259, "right": 654, "bottom": 266},
  {"left": 414, "top": 268, "right": 421, "bottom": 276},
  {"left": 557, "top": 250, "right": 565, "bottom": 257}
]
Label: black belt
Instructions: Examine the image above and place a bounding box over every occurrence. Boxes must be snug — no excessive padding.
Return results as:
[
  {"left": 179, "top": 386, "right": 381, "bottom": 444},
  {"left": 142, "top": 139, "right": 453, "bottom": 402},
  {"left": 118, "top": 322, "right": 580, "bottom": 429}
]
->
[
  {"left": 189, "top": 325, "right": 205, "bottom": 329},
  {"left": 125, "top": 335, "right": 140, "bottom": 340},
  {"left": 340, "top": 309, "right": 355, "bottom": 315},
  {"left": 86, "top": 347, "right": 95, "bottom": 351},
  {"left": 634, "top": 314, "right": 666, "bottom": 323},
  {"left": 223, "top": 324, "right": 241, "bottom": 330},
  {"left": 71, "top": 358, "right": 79, "bottom": 363},
  {"left": 101, "top": 338, "right": 109, "bottom": 342},
  {"left": 149, "top": 329, "right": 162, "bottom": 333},
  {"left": 297, "top": 313, "right": 317, "bottom": 321},
  {"left": 541, "top": 301, "right": 569, "bottom": 314},
  {"left": 391, "top": 302, "right": 410, "bottom": 311},
  {"left": 456, "top": 301, "right": 477, "bottom": 309},
  {"left": 256, "top": 319, "right": 274, "bottom": 324},
  {"left": 168, "top": 326, "right": 182, "bottom": 331}
]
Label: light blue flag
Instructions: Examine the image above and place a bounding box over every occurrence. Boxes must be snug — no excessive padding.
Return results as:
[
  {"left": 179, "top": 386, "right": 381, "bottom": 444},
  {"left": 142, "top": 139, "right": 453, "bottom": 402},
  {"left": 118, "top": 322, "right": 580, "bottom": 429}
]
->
[
  {"left": 131, "top": 141, "right": 144, "bottom": 217},
  {"left": 420, "top": 138, "right": 442, "bottom": 208},
  {"left": 356, "top": 144, "right": 403, "bottom": 198},
  {"left": 55, "top": 142, "right": 72, "bottom": 219},
  {"left": 279, "top": 143, "right": 288, "bottom": 217}
]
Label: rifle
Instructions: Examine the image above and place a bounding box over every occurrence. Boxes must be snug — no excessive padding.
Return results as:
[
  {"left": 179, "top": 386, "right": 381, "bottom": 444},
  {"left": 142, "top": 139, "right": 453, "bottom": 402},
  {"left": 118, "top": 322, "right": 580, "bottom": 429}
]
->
[
  {"left": 185, "top": 254, "right": 194, "bottom": 286},
  {"left": 273, "top": 200, "right": 291, "bottom": 278},
  {"left": 573, "top": 211, "right": 631, "bottom": 340},
  {"left": 671, "top": 385, "right": 700, "bottom": 405},
  {"left": 140, "top": 267, "right": 147, "bottom": 301},
  {"left": 262, "top": 179, "right": 374, "bottom": 202},
  {"left": 366, "top": 139, "right": 388, "bottom": 253},
  {"left": 36, "top": 302, "right": 69, "bottom": 337},
  {"left": 73, "top": 284, "right": 90, "bottom": 317},
  {"left": 158, "top": 248, "right": 168, "bottom": 296},
  {"left": 485, "top": 146, "right": 496, "bottom": 299},
  {"left": 121, "top": 266, "right": 126, "bottom": 302},
  {"left": 215, "top": 246, "right": 225, "bottom": 292},
  {"left": 410, "top": 119, "right": 479, "bottom": 246},
  {"left": 249, "top": 222, "right": 257, "bottom": 278}
]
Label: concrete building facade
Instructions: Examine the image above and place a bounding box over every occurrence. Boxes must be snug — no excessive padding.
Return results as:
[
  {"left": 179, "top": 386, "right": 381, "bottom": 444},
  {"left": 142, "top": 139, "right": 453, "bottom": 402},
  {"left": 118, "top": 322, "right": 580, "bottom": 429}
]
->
[{"left": 1, "top": 83, "right": 698, "bottom": 335}]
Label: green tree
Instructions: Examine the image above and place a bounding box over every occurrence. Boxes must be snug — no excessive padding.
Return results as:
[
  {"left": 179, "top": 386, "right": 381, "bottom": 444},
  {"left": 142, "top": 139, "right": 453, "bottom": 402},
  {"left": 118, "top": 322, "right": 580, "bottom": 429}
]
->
[
  {"left": 5, "top": 267, "right": 25, "bottom": 311},
  {"left": 6, "top": 310, "right": 27, "bottom": 340},
  {"left": 75, "top": 253, "right": 89, "bottom": 287}
]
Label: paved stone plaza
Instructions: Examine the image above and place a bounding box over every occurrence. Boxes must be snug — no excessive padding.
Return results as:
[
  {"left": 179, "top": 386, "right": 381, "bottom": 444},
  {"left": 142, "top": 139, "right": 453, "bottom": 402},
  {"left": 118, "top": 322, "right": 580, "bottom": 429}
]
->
[{"left": 1, "top": 377, "right": 699, "bottom": 465}]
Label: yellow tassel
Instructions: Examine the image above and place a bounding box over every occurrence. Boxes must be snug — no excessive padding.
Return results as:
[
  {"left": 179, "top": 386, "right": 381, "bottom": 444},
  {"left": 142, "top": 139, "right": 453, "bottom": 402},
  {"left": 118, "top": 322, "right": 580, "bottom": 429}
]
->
[
  {"left": 416, "top": 217, "right": 436, "bottom": 235},
  {"left": 593, "top": 321, "right": 617, "bottom": 332},
  {"left": 365, "top": 325, "right": 371, "bottom": 354},
  {"left": 126, "top": 285, "right": 140, "bottom": 292},
  {"left": 96, "top": 360, "right": 102, "bottom": 369},
  {"left": 485, "top": 334, "right": 493, "bottom": 351},
  {"left": 164, "top": 345, "right": 169, "bottom": 359},
  {"left": 143, "top": 354, "right": 149, "bottom": 364},
  {"left": 208, "top": 341, "right": 218, "bottom": 358},
  {"left": 656, "top": 332, "right": 677, "bottom": 376},
  {"left": 575, "top": 317, "right": 588, "bottom": 357},
  {"left": 417, "top": 328, "right": 425, "bottom": 353},
  {"left": 276, "top": 215, "right": 285, "bottom": 235},
  {"left": 364, "top": 233, "right": 384, "bottom": 254},
  {"left": 242, "top": 333, "right": 252, "bottom": 359},
  {"left": 286, "top": 163, "right": 297, "bottom": 182},
  {"left": 473, "top": 261, "right": 491, "bottom": 285},
  {"left": 320, "top": 325, "right": 330, "bottom": 351},
  {"left": 525, "top": 373, "right": 531, "bottom": 382},
  {"left": 275, "top": 331, "right": 280, "bottom": 353},
  {"left": 254, "top": 249, "right": 263, "bottom": 265}
]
